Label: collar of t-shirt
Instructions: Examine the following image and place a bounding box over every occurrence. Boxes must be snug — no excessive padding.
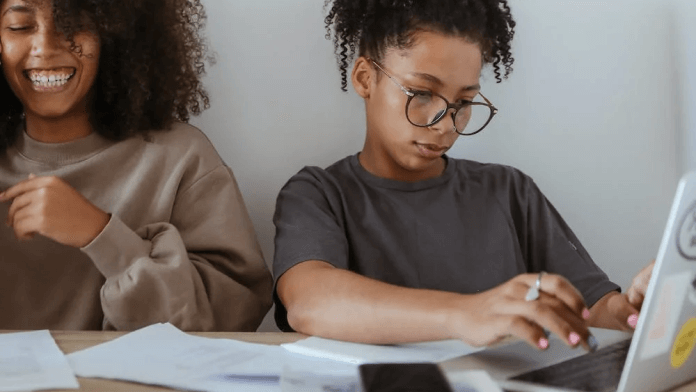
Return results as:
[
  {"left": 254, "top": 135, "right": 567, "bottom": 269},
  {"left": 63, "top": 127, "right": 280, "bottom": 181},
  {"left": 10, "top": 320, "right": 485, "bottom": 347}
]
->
[
  {"left": 13, "top": 129, "right": 113, "bottom": 166},
  {"left": 350, "top": 153, "right": 456, "bottom": 192}
]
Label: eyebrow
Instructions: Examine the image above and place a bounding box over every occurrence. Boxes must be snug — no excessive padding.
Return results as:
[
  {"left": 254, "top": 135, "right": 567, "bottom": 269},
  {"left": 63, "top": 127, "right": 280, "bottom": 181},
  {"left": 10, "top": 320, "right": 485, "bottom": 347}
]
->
[
  {"left": 2, "top": 4, "right": 34, "bottom": 17},
  {"left": 407, "top": 72, "right": 481, "bottom": 92}
]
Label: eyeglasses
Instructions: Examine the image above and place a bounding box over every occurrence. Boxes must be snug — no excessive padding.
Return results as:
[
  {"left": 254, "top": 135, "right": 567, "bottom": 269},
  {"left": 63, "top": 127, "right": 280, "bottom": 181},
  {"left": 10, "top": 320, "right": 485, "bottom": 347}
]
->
[{"left": 370, "top": 59, "right": 498, "bottom": 136}]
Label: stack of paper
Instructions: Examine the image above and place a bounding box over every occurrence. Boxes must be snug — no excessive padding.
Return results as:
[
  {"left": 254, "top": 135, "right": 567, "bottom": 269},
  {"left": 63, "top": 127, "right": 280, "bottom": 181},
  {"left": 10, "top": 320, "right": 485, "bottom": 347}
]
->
[{"left": 0, "top": 330, "right": 79, "bottom": 392}]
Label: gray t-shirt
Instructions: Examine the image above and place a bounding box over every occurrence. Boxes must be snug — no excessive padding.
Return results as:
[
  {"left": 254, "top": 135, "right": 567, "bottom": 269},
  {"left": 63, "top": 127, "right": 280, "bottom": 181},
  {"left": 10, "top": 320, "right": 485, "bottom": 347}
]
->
[{"left": 273, "top": 154, "right": 619, "bottom": 331}]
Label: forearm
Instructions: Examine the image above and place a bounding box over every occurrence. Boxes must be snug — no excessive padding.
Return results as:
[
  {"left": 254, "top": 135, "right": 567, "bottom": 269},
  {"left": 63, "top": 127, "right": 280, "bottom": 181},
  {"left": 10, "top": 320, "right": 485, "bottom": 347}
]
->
[
  {"left": 85, "top": 216, "right": 271, "bottom": 331},
  {"left": 279, "top": 261, "right": 469, "bottom": 344}
]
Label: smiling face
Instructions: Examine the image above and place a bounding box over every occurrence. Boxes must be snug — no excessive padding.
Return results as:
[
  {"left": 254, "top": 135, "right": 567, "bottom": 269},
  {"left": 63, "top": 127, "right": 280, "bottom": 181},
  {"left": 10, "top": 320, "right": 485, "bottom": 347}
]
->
[
  {"left": 0, "top": 0, "right": 99, "bottom": 125},
  {"left": 353, "top": 30, "right": 483, "bottom": 182}
]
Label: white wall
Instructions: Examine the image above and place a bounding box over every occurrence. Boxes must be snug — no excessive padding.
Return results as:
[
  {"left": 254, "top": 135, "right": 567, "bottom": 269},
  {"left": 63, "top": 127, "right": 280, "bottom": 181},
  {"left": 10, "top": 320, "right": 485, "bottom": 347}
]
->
[
  {"left": 192, "top": 0, "right": 686, "bottom": 331},
  {"left": 674, "top": 0, "right": 696, "bottom": 173}
]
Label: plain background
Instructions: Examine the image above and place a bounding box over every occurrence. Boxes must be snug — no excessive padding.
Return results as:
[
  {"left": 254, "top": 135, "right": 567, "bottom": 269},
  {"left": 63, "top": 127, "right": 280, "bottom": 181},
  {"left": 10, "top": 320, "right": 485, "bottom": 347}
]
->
[{"left": 190, "top": 0, "right": 696, "bottom": 331}]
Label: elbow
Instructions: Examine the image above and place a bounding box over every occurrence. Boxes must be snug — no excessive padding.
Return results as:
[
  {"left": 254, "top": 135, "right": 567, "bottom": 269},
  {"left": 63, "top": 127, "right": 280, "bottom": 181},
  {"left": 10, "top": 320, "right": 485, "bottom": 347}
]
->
[
  {"left": 284, "top": 296, "right": 321, "bottom": 336},
  {"left": 277, "top": 261, "right": 336, "bottom": 336}
]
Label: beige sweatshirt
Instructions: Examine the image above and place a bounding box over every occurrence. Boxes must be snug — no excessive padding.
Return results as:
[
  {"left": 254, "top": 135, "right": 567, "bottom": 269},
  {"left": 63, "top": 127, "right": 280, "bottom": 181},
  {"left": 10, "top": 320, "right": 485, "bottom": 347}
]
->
[{"left": 0, "top": 122, "right": 273, "bottom": 331}]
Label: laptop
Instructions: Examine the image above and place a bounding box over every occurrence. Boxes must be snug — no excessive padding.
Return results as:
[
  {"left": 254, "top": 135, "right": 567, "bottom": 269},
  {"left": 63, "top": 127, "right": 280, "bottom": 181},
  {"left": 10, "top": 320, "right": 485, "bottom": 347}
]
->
[{"left": 497, "top": 171, "right": 696, "bottom": 392}]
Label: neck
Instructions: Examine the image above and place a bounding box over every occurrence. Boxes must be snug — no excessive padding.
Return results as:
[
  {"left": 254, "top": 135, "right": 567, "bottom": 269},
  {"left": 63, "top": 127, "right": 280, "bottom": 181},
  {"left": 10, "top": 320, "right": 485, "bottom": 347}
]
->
[{"left": 24, "top": 111, "right": 94, "bottom": 143}]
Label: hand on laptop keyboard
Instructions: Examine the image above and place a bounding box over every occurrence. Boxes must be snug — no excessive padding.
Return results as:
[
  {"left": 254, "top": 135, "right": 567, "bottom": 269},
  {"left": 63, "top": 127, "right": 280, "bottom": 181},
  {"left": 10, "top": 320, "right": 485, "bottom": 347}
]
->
[{"left": 447, "top": 273, "right": 595, "bottom": 352}]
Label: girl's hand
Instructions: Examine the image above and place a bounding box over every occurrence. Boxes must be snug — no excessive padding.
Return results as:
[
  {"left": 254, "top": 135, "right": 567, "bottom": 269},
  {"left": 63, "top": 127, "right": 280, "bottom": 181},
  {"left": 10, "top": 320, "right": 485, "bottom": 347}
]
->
[
  {"left": 0, "top": 175, "right": 109, "bottom": 248},
  {"left": 626, "top": 260, "right": 655, "bottom": 310},
  {"left": 448, "top": 273, "right": 594, "bottom": 351},
  {"left": 602, "top": 291, "right": 641, "bottom": 331}
]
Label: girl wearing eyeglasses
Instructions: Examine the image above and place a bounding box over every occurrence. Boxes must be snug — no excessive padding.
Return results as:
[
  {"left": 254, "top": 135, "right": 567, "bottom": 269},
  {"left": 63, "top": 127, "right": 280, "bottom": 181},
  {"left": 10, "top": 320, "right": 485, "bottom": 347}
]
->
[
  {"left": 0, "top": 0, "right": 272, "bottom": 331},
  {"left": 273, "top": 0, "right": 653, "bottom": 350}
]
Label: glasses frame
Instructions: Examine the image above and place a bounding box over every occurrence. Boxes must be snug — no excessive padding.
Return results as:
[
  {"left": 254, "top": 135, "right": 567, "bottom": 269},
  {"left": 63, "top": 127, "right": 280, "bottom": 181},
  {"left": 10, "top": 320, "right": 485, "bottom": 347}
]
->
[{"left": 369, "top": 59, "right": 498, "bottom": 136}]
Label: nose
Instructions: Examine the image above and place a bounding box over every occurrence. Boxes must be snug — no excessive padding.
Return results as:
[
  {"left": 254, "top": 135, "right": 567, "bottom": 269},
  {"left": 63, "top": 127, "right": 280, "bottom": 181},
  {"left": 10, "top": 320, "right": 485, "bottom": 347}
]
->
[
  {"left": 428, "top": 108, "right": 458, "bottom": 134},
  {"left": 30, "top": 26, "right": 65, "bottom": 59}
]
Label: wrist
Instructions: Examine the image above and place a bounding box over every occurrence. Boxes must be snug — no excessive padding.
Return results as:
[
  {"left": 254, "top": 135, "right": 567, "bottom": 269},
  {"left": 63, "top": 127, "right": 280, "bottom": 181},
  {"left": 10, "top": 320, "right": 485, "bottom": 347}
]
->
[
  {"left": 80, "top": 211, "right": 110, "bottom": 248},
  {"left": 441, "top": 293, "right": 475, "bottom": 342}
]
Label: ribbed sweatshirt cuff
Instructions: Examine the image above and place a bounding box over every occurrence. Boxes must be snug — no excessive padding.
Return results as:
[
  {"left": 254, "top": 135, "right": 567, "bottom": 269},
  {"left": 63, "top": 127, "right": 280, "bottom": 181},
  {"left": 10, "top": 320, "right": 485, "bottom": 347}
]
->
[{"left": 81, "top": 215, "right": 152, "bottom": 278}]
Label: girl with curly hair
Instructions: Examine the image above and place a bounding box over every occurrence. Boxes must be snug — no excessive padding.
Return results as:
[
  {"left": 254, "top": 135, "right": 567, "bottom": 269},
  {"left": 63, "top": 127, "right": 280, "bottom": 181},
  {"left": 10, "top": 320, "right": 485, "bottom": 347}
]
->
[
  {"left": 273, "top": 0, "right": 653, "bottom": 349},
  {"left": 0, "top": 0, "right": 272, "bottom": 331}
]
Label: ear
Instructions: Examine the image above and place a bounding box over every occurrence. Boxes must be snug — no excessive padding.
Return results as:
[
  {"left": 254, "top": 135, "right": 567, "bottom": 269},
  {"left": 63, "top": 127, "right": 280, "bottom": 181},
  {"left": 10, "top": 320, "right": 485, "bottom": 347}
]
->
[{"left": 351, "top": 56, "right": 373, "bottom": 99}]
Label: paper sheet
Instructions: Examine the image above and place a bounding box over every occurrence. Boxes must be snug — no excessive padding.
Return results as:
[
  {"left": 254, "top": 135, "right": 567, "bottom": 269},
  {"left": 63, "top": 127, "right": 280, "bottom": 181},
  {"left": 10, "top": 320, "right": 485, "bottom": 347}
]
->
[
  {"left": 68, "top": 323, "right": 290, "bottom": 392},
  {"left": 281, "top": 336, "right": 483, "bottom": 364},
  {"left": 68, "top": 324, "right": 492, "bottom": 392},
  {"left": 69, "top": 323, "right": 373, "bottom": 392},
  {"left": 0, "top": 330, "right": 79, "bottom": 392}
]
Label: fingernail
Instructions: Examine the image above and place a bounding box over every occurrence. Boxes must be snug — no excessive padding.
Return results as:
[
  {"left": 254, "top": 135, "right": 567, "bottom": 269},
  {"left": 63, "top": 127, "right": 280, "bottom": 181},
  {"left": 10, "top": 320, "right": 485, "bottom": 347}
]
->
[
  {"left": 582, "top": 308, "right": 591, "bottom": 320},
  {"left": 538, "top": 338, "right": 549, "bottom": 350},
  {"left": 588, "top": 335, "right": 599, "bottom": 352},
  {"left": 569, "top": 332, "right": 581, "bottom": 346},
  {"left": 628, "top": 314, "right": 639, "bottom": 328}
]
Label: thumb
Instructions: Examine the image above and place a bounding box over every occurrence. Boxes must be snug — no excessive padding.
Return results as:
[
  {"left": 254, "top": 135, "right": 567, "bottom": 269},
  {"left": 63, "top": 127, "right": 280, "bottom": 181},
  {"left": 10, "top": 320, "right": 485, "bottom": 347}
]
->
[{"left": 626, "top": 286, "right": 644, "bottom": 309}]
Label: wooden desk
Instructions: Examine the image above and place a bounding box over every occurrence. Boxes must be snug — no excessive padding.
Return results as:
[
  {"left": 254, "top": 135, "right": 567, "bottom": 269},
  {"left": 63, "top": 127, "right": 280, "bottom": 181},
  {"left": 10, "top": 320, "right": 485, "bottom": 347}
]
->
[{"left": 6, "top": 330, "right": 696, "bottom": 392}]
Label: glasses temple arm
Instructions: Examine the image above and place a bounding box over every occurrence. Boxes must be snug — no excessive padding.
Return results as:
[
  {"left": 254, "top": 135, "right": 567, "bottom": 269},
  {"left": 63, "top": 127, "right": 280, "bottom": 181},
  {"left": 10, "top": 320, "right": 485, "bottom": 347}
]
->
[{"left": 369, "top": 59, "right": 414, "bottom": 97}]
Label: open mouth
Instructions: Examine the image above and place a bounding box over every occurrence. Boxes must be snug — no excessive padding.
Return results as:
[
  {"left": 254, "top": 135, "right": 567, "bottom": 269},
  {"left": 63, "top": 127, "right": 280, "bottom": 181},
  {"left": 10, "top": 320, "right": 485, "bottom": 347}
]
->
[{"left": 23, "top": 67, "right": 76, "bottom": 89}]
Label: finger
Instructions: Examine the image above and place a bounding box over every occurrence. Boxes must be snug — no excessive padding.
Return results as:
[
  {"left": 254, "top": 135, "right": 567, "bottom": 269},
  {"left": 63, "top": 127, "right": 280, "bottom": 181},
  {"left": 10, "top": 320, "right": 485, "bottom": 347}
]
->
[
  {"left": 6, "top": 191, "right": 35, "bottom": 227},
  {"left": 12, "top": 213, "right": 40, "bottom": 241},
  {"left": 0, "top": 176, "right": 53, "bottom": 202},
  {"left": 627, "top": 261, "right": 655, "bottom": 308},
  {"left": 500, "top": 282, "right": 590, "bottom": 349},
  {"left": 520, "top": 273, "right": 589, "bottom": 319},
  {"left": 626, "top": 286, "right": 645, "bottom": 309},
  {"left": 500, "top": 315, "right": 550, "bottom": 351},
  {"left": 518, "top": 294, "right": 591, "bottom": 350}
]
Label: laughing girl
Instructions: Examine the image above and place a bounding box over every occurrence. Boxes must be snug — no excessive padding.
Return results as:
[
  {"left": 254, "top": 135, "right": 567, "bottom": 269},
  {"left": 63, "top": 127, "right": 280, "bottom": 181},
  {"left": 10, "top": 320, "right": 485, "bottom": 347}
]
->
[{"left": 0, "top": 0, "right": 272, "bottom": 331}]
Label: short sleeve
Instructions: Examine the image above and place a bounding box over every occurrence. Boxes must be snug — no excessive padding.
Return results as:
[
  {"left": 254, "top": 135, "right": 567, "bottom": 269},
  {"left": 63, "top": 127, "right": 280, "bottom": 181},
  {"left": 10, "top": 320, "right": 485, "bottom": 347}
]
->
[
  {"left": 518, "top": 173, "right": 620, "bottom": 307},
  {"left": 272, "top": 167, "right": 350, "bottom": 330}
]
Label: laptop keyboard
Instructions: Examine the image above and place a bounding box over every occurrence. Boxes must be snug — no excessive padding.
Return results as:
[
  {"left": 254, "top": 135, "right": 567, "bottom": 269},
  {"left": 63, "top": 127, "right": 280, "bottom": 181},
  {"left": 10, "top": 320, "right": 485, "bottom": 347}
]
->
[{"left": 509, "top": 338, "right": 632, "bottom": 392}]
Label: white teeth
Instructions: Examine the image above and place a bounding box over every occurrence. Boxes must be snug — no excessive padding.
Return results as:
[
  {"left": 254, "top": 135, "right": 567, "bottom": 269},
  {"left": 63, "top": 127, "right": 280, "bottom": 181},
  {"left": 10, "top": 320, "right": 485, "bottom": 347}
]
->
[{"left": 28, "top": 71, "right": 74, "bottom": 88}]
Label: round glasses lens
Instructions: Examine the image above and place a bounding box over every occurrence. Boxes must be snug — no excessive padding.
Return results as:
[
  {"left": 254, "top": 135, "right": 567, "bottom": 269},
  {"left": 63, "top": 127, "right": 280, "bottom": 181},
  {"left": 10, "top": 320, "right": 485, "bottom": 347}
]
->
[
  {"left": 406, "top": 92, "right": 448, "bottom": 126},
  {"left": 454, "top": 104, "right": 493, "bottom": 135}
]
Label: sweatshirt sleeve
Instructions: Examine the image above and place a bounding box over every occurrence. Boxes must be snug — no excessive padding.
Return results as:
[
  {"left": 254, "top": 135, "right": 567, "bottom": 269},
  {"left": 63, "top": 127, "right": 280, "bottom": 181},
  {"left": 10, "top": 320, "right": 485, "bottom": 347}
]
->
[{"left": 80, "top": 165, "right": 273, "bottom": 332}]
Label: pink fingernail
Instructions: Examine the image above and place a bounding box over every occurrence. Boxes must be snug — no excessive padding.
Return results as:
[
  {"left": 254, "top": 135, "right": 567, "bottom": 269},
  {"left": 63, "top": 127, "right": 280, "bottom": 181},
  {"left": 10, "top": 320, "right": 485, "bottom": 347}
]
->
[
  {"left": 582, "top": 308, "right": 591, "bottom": 320},
  {"left": 628, "top": 314, "right": 638, "bottom": 328},
  {"left": 569, "top": 332, "right": 581, "bottom": 345},
  {"left": 538, "top": 338, "right": 549, "bottom": 350}
]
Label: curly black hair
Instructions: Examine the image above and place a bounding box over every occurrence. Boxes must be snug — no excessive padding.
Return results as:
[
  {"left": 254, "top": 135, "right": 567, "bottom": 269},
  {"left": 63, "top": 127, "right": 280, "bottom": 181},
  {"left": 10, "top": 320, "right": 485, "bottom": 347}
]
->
[
  {"left": 0, "top": 0, "right": 211, "bottom": 151},
  {"left": 324, "top": 0, "right": 516, "bottom": 91}
]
